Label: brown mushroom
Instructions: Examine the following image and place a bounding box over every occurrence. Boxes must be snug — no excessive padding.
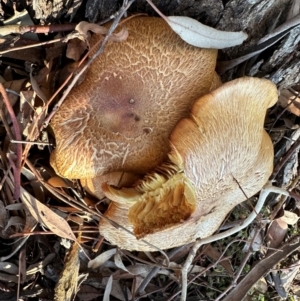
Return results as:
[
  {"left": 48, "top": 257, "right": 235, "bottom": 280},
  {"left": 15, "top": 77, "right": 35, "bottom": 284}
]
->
[
  {"left": 50, "top": 17, "right": 217, "bottom": 179},
  {"left": 100, "top": 77, "right": 278, "bottom": 251}
]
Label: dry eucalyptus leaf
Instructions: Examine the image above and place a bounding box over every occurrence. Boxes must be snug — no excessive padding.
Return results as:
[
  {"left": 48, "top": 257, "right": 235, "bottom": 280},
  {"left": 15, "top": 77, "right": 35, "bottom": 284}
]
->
[
  {"left": 0, "top": 262, "right": 19, "bottom": 275},
  {"left": 103, "top": 275, "right": 113, "bottom": 301},
  {"left": 5, "top": 203, "right": 25, "bottom": 211},
  {"left": 166, "top": 16, "right": 248, "bottom": 49},
  {"left": 114, "top": 252, "right": 131, "bottom": 274},
  {"left": 30, "top": 72, "right": 47, "bottom": 103},
  {"left": 16, "top": 184, "right": 76, "bottom": 241},
  {"left": 88, "top": 248, "right": 117, "bottom": 269},
  {"left": 126, "top": 264, "right": 153, "bottom": 277},
  {"left": 252, "top": 277, "right": 268, "bottom": 294},
  {"left": 281, "top": 263, "right": 300, "bottom": 293}
]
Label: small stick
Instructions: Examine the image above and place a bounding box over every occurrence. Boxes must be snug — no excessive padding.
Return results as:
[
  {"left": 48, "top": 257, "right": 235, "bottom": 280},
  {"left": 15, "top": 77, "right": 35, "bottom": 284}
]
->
[{"left": 10, "top": 139, "right": 53, "bottom": 146}]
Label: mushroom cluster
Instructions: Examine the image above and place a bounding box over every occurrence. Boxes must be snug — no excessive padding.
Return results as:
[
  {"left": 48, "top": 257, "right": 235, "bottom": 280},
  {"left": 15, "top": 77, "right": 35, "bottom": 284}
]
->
[{"left": 50, "top": 17, "right": 278, "bottom": 251}]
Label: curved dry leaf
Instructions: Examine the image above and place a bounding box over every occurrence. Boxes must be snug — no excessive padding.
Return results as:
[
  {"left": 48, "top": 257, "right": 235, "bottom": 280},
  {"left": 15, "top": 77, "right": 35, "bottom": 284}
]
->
[
  {"left": 103, "top": 275, "right": 113, "bottom": 301},
  {"left": 13, "top": 182, "right": 76, "bottom": 241},
  {"left": 0, "top": 262, "right": 19, "bottom": 275},
  {"left": 5, "top": 203, "right": 25, "bottom": 211},
  {"left": 88, "top": 248, "right": 117, "bottom": 269},
  {"left": 114, "top": 252, "right": 131, "bottom": 273},
  {"left": 166, "top": 16, "right": 247, "bottom": 49},
  {"left": 126, "top": 264, "right": 153, "bottom": 276}
]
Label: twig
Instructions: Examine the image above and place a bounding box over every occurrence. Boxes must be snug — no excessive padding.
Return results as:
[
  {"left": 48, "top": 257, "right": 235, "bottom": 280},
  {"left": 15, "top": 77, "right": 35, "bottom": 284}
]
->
[
  {"left": 214, "top": 229, "right": 261, "bottom": 300},
  {"left": 10, "top": 139, "right": 53, "bottom": 146},
  {"left": 136, "top": 245, "right": 188, "bottom": 296},
  {"left": 179, "top": 182, "right": 291, "bottom": 301},
  {"left": 0, "top": 37, "right": 65, "bottom": 55},
  {"left": 222, "top": 234, "right": 300, "bottom": 301}
]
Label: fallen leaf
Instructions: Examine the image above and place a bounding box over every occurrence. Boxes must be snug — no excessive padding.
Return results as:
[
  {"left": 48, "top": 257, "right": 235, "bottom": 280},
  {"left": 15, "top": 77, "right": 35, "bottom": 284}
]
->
[
  {"left": 6, "top": 176, "right": 76, "bottom": 241},
  {"left": 88, "top": 248, "right": 117, "bottom": 269},
  {"left": 166, "top": 16, "right": 247, "bottom": 49},
  {"left": 114, "top": 252, "right": 131, "bottom": 273},
  {"left": 0, "top": 262, "right": 19, "bottom": 275},
  {"left": 103, "top": 275, "right": 113, "bottom": 301}
]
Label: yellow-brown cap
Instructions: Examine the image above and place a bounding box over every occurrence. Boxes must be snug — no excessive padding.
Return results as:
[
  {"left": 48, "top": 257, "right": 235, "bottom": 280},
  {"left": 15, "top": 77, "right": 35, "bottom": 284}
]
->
[{"left": 50, "top": 17, "right": 217, "bottom": 179}]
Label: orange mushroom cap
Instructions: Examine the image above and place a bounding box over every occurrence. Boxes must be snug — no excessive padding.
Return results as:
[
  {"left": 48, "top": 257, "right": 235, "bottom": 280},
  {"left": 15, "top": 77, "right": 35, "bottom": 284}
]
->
[
  {"left": 100, "top": 77, "right": 278, "bottom": 251},
  {"left": 50, "top": 17, "right": 217, "bottom": 179}
]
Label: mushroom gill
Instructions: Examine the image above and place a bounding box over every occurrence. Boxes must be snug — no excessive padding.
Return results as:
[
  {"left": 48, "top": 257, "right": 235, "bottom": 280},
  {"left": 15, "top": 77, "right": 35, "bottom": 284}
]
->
[
  {"left": 50, "top": 17, "right": 217, "bottom": 179},
  {"left": 100, "top": 77, "right": 278, "bottom": 251}
]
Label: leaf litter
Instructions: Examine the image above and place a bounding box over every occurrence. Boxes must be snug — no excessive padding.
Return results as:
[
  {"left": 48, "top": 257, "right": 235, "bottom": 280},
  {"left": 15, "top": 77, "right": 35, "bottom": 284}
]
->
[{"left": 0, "top": 0, "right": 300, "bottom": 300}]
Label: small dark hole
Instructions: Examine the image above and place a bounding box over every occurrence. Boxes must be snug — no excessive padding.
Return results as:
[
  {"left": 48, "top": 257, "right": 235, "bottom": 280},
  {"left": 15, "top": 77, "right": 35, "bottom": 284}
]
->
[{"left": 143, "top": 128, "right": 151, "bottom": 134}]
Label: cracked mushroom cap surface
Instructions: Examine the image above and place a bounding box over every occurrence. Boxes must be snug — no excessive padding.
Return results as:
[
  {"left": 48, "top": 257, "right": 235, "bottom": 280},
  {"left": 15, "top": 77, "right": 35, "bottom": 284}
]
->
[
  {"left": 99, "top": 77, "right": 278, "bottom": 251},
  {"left": 50, "top": 17, "right": 217, "bottom": 179}
]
